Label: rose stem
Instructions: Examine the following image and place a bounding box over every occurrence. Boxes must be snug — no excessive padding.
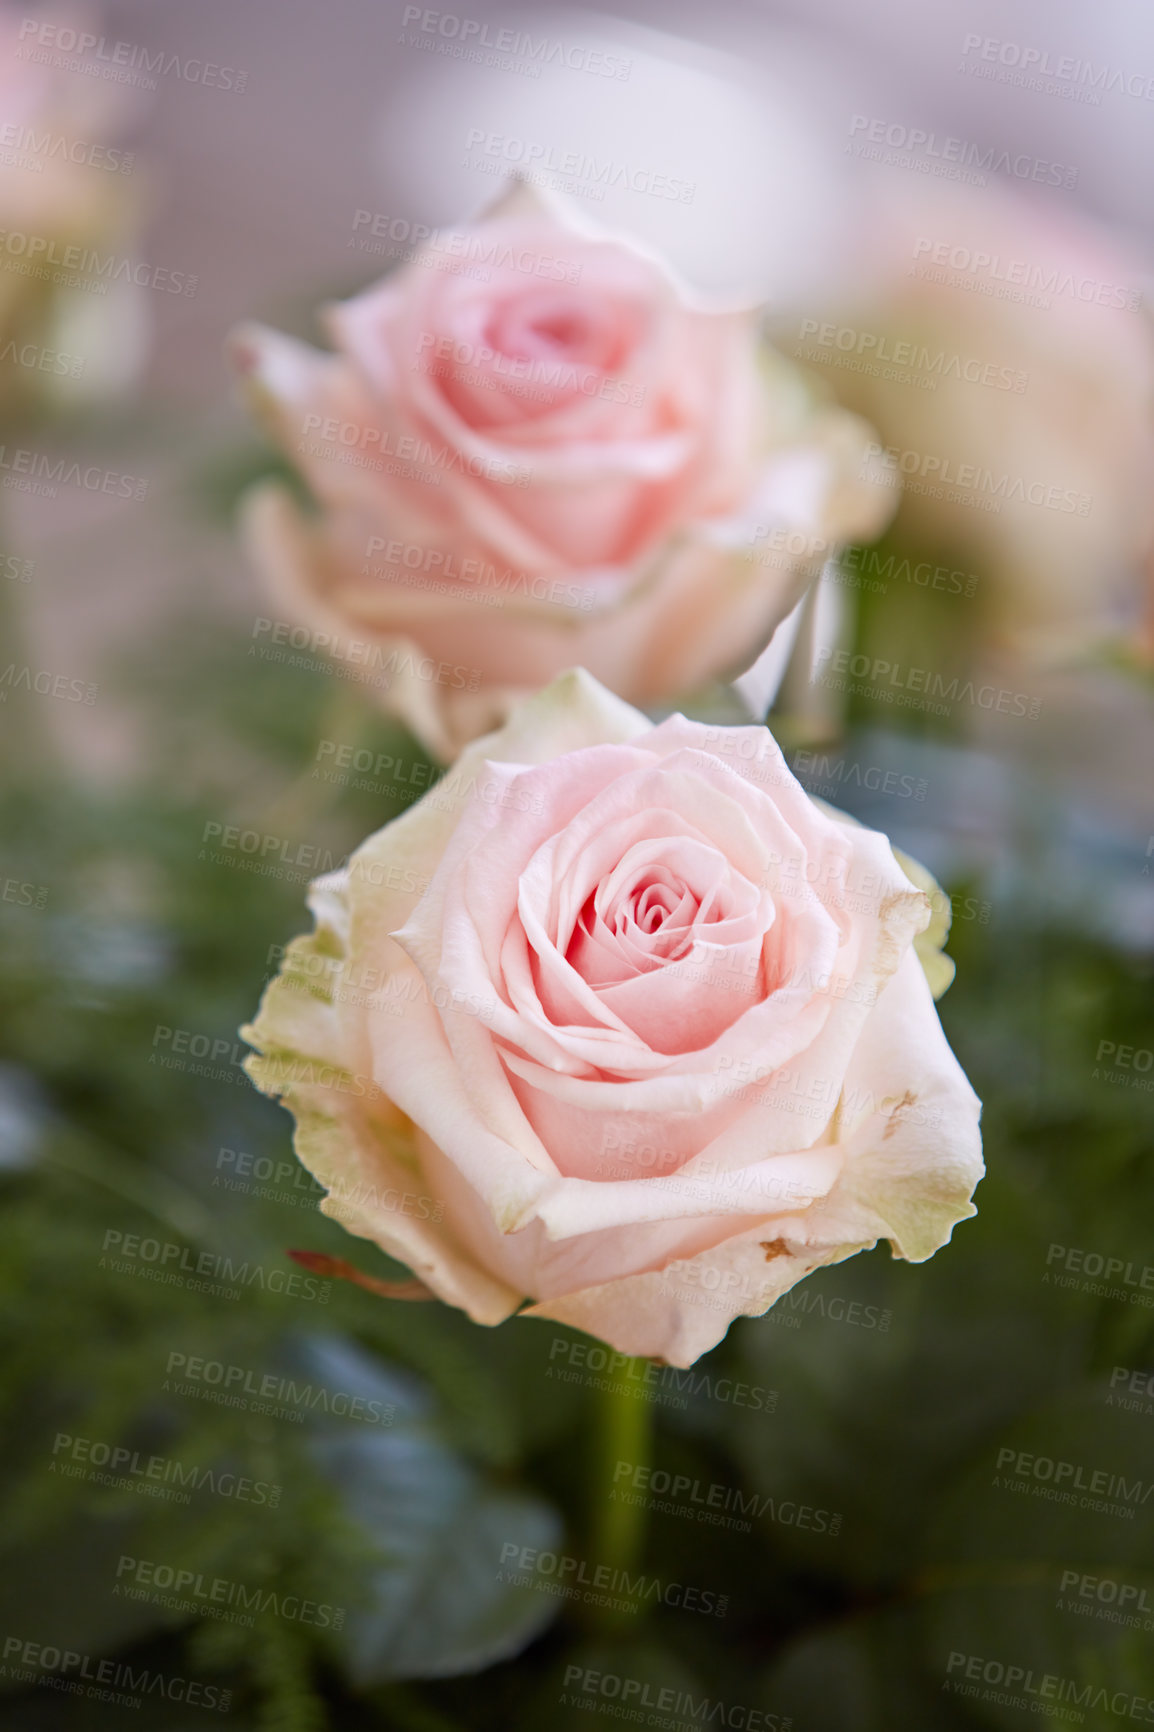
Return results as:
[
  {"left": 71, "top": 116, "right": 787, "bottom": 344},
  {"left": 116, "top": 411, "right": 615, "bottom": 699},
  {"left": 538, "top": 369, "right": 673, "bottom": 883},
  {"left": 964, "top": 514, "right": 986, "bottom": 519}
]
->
[{"left": 586, "top": 1355, "right": 654, "bottom": 1629}]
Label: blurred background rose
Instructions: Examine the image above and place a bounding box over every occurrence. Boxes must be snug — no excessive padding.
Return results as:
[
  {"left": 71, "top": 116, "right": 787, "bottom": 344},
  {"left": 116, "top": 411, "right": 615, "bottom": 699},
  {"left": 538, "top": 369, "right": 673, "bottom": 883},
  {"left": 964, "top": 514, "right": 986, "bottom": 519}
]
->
[
  {"left": 230, "top": 182, "right": 890, "bottom": 757},
  {"left": 783, "top": 176, "right": 1154, "bottom": 662}
]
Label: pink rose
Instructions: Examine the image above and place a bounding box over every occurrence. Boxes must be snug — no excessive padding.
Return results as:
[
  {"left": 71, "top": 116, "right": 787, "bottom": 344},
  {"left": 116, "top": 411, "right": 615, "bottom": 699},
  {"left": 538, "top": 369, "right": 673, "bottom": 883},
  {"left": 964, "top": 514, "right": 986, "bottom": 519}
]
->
[
  {"left": 244, "top": 670, "right": 982, "bottom": 1367},
  {"left": 231, "top": 180, "right": 891, "bottom": 759}
]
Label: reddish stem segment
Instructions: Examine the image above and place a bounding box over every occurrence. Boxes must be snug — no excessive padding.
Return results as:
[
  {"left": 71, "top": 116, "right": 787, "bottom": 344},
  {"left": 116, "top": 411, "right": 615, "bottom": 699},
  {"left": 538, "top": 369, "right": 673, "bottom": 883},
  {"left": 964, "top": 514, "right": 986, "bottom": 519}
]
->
[{"left": 287, "top": 1249, "right": 435, "bottom": 1301}]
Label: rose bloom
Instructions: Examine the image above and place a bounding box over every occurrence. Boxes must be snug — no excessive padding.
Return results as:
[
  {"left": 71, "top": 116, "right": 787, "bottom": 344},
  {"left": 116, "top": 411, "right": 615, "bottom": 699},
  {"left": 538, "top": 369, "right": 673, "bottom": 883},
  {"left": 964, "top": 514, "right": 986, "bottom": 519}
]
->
[
  {"left": 794, "top": 178, "right": 1154, "bottom": 660},
  {"left": 231, "top": 180, "right": 891, "bottom": 760},
  {"left": 244, "top": 670, "right": 982, "bottom": 1367}
]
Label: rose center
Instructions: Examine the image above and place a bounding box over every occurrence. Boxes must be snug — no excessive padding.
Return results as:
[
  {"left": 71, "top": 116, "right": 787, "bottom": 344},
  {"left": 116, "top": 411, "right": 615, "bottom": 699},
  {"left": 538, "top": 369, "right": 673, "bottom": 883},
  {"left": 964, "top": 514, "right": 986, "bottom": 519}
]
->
[
  {"left": 485, "top": 291, "right": 615, "bottom": 370},
  {"left": 528, "top": 309, "right": 588, "bottom": 351},
  {"left": 635, "top": 883, "right": 680, "bottom": 932},
  {"left": 565, "top": 857, "right": 745, "bottom": 981}
]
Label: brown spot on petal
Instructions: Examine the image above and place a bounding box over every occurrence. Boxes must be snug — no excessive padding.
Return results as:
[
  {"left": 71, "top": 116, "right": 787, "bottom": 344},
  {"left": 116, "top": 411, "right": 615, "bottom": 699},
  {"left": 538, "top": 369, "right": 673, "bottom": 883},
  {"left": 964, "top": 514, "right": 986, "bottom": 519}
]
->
[
  {"left": 883, "top": 1090, "right": 916, "bottom": 1139},
  {"left": 759, "top": 1238, "right": 791, "bottom": 1261}
]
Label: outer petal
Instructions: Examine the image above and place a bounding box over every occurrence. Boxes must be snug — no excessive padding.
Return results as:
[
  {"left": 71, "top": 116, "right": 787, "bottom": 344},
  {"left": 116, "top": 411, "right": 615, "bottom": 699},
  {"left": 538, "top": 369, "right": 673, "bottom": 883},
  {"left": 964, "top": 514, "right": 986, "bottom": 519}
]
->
[
  {"left": 241, "top": 875, "right": 521, "bottom": 1322},
  {"left": 794, "top": 948, "right": 983, "bottom": 1259},
  {"left": 241, "top": 484, "right": 512, "bottom": 762},
  {"left": 813, "top": 794, "right": 957, "bottom": 1000},
  {"left": 523, "top": 1229, "right": 852, "bottom": 1367},
  {"left": 892, "top": 845, "right": 956, "bottom": 1000}
]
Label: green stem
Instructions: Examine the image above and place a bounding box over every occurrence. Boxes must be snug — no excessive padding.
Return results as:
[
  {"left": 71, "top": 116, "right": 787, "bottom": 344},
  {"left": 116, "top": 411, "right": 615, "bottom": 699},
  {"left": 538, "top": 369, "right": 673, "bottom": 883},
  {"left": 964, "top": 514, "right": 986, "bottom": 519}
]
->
[{"left": 587, "top": 1356, "right": 654, "bottom": 1628}]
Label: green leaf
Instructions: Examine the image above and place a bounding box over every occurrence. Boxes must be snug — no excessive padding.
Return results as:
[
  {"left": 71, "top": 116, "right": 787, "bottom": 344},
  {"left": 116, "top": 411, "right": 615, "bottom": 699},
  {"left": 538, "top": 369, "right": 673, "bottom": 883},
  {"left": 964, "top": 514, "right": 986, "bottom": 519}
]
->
[{"left": 315, "top": 1428, "right": 562, "bottom": 1681}]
